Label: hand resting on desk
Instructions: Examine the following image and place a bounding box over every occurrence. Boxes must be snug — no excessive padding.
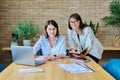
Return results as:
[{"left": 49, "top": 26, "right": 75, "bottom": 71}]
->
[{"left": 41, "top": 54, "right": 65, "bottom": 62}]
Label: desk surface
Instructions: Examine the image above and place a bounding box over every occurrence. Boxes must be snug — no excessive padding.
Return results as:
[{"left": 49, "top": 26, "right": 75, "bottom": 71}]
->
[
  {"left": 0, "top": 57, "right": 115, "bottom": 80},
  {"left": 2, "top": 46, "right": 120, "bottom": 51}
]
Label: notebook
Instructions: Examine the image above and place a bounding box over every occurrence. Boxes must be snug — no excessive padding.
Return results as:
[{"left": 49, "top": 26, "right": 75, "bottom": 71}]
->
[{"left": 11, "top": 46, "right": 45, "bottom": 66}]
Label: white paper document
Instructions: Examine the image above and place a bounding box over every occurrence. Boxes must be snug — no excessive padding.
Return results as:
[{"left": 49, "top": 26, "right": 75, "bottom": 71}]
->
[
  {"left": 70, "top": 58, "right": 90, "bottom": 63},
  {"left": 18, "top": 68, "right": 44, "bottom": 73},
  {"left": 59, "top": 63, "right": 94, "bottom": 73}
]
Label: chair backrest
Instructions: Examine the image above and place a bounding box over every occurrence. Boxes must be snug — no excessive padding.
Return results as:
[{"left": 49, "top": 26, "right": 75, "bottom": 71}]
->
[
  {"left": 0, "top": 64, "right": 5, "bottom": 72},
  {"left": 103, "top": 59, "right": 120, "bottom": 79},
  {"left": 37, "top": 49, "right": 69, "bottom": 56},
  {"left": 37, "top": 49, "right": 43, "bottom": 55}
]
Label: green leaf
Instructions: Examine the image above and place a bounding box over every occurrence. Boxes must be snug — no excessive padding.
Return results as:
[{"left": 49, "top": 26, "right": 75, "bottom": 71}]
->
[
  {"left": 17, "top": 20, "right": 39, "bottom": 40},
  {"left": 84, "top": 20, "right": 99, "bottom": 35},
  {"left": 101, "top": 0, "right": 120, "bottom": 27}
]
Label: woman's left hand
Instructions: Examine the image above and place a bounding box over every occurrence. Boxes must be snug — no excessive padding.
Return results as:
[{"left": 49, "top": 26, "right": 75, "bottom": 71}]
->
[
  {"left": 56, "top": 54, "right": 64, "bottom": 58},
  {"left": 72, "top": 54, "right": 85, "bottom": 58},
  {"left": 48, "top": 56, "right": 56, "bottom": 60}
]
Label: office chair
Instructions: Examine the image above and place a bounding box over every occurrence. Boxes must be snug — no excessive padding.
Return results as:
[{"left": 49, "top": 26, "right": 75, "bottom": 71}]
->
[
  {"left": 0, "top": 64, "right": 5, "bottom": 72},
  {"left": 37, "top": 49, "right": 69, "bottom": 56},
  {"left": 37, "top": 49, "right": 43, "bottom": 55},
  {"left": 103, "top": 59, "right": 120, "bottom": 80}
]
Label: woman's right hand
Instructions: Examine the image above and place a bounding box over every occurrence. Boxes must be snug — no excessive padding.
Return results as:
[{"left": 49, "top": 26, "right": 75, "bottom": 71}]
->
[
  {"left": 48, "top": 56, "right": 56, "bottom": 60},
  {"left": 72, "top": 54, "right": 85, "bottom": 58},
  {"left": 42, "top": 56, "right": 50, "bottom": 62},
  {"left": 42, "top": 56, "right": 56, "bottom": 61},
  {"left": 69, "top": 50, "right": 76, "bottom": 57},
  {"left": 69, "top": 50, "right": 85, "bottom": 58}
]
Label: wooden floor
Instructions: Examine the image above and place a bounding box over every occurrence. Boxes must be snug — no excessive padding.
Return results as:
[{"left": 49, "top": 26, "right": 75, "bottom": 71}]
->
[{"left": 99, "top": 50, "right": 120, "bottom": 66}]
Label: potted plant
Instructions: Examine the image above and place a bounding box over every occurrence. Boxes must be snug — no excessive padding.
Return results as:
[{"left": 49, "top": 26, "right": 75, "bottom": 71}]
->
[
  {"left": 101, "top": 0, "right": 120, "bottom": 47},
  {"left": 17, "top": 20, "right": 39, "bottom": 46},
  {"left": 101, "top": 1, "right": 120, "bottom": 26},
  {"left": 84, "top": 20, "right": 99, "bottom": 35}
]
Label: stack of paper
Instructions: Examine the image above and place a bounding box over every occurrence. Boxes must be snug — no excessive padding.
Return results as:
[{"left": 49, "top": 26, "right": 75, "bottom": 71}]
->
[{"left": 59, "top": 63, "right": 93, "bottom": 73}]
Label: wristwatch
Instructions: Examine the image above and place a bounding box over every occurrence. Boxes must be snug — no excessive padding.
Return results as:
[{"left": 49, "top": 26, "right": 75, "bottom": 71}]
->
[{"left": 53, "top": 55, "right": 56, "bottom": 57}]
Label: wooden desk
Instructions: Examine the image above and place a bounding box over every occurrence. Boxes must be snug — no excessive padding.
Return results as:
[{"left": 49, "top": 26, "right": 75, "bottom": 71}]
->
[
  {"left": 0, "top": 57, "right": 115, "bottom": 80},
  {"left": 2, "top": 46, "right": 120, "bottom": 51}
]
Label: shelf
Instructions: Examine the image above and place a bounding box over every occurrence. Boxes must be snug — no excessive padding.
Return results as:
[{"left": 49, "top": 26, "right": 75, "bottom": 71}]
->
[{"left": 104, "top": 47, "right": 120, "bottom": 50}]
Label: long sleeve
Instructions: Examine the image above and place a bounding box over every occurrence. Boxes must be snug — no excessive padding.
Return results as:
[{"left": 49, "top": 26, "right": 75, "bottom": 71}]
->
[
  {"left": 68, "top": 29, "right": 75, "bottom": 49},
  {"left": 69, "top": 27, "right": 103, "bottom": 59},
  {"left": 57, "top": 36, "right": 66, "bottom": 56},
  {"left": 84, "top": 27, "right": 95, "bottom": 51},
  {"left": 33, "top": 36, "right": 42, "bottom": 55},
  {"left": 33, "top": 35, "right": 67, "bottom": 56},
  {"left": 81, "top": 27, "right": 103, "bottom": 59}
]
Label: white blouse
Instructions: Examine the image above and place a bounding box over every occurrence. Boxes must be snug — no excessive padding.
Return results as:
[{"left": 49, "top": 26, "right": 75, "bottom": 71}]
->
[{"left": 33, "top": 35, "right": 66, "bottom": 56}]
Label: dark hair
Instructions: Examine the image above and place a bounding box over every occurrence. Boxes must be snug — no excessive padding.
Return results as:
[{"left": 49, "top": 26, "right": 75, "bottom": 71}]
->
[
  {"left": 68, "top": 13, "right": 88, "bottom": 30},
  {"left": 45, "top": 19, "right": 59, "bottom": 38}
]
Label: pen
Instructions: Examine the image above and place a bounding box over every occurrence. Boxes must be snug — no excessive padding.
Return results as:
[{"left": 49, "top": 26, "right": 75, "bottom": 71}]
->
[
  {"left": 75, "top": 63, "right": 95, "bottom": 72},
  {"left": 75, "top": 63, "right": 89, "bottom": 70}
]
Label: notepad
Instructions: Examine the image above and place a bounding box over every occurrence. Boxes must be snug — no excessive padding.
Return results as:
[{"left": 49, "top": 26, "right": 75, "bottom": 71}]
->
[
  {"left": 18, "top": 68, "right": 44, "bottom": 73},
  {"left": 59, "top": 63, "right": 93, "bottom": 73}
]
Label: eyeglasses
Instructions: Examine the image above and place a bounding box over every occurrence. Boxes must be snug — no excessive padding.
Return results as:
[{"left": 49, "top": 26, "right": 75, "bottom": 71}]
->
[{"left": 70, "top": 20, "right": 78, "bottom": 24}]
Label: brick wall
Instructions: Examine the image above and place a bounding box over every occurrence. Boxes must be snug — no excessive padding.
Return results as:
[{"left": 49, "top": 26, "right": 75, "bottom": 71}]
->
[{"left": 0, "top": 0, "right": 120, "bottom": 67}]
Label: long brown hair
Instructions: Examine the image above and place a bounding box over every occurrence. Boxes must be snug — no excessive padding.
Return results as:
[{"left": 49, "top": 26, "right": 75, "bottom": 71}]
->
[
  {"left": 45, "top": 19, "right": 59, "bottom": 38},
  {"left": 68, "top": 13, "right": 88, "bottom": 31}
]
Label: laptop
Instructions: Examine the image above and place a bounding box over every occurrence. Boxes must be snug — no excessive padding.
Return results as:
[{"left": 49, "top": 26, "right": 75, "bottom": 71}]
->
[{"left": 11, "top": 46, "right": 45, "bottom": 66}]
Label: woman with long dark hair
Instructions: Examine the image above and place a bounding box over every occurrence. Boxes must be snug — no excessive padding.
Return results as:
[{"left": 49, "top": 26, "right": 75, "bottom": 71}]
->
[
  {"left": 34, "top": 19, "right": 66, "bottom": 62},
  {"left": 68, "top": 13, "right": 103, "bottom": 63}
]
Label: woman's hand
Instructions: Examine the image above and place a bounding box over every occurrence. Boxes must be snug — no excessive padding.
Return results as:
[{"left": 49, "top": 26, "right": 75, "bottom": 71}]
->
[
  {"left": 42, "top": 56, "right": 50, "bottom": 62},
  {"left": 43, "top": 56, "right": 56, "bottom": 61},
  {"left": 56, "top": 54, "right": 64, "bottom": 59},
  {"left": 69, "top": 50, "right": 76, "bottom": 57},
  {"left": 42, "top": 54, "right": 64, "bottom": 61},
  {"left": 48, "top": 56, "right": 56, "bottom": 60},
  {"left": 72, "top": 54, "right": 85, "bottom": 58}
]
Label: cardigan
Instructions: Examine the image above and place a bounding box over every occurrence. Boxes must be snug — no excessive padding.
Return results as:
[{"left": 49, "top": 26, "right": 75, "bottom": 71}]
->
[{"left": 68, "top": 27, "right": 103, "bottom": 59}]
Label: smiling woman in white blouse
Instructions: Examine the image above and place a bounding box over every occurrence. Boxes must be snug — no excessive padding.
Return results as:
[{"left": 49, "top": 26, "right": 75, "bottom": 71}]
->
[
  {"left": 33, "top": 19, "right": 66, "bottom": 62},
  {"left": 68, "top": 13, "right": 103, "bottom": 63}
]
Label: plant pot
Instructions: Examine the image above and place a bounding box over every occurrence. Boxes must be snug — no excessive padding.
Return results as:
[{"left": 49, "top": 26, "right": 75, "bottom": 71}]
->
[
  {"left": 113, "top": 36, "right": 120, "bottom": 47},
  {"left": 11, "top": 41, "right": 18, "bottom": 46},
  {"left": 23, "top": 40, "right": 31, "bottom": 46}
]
